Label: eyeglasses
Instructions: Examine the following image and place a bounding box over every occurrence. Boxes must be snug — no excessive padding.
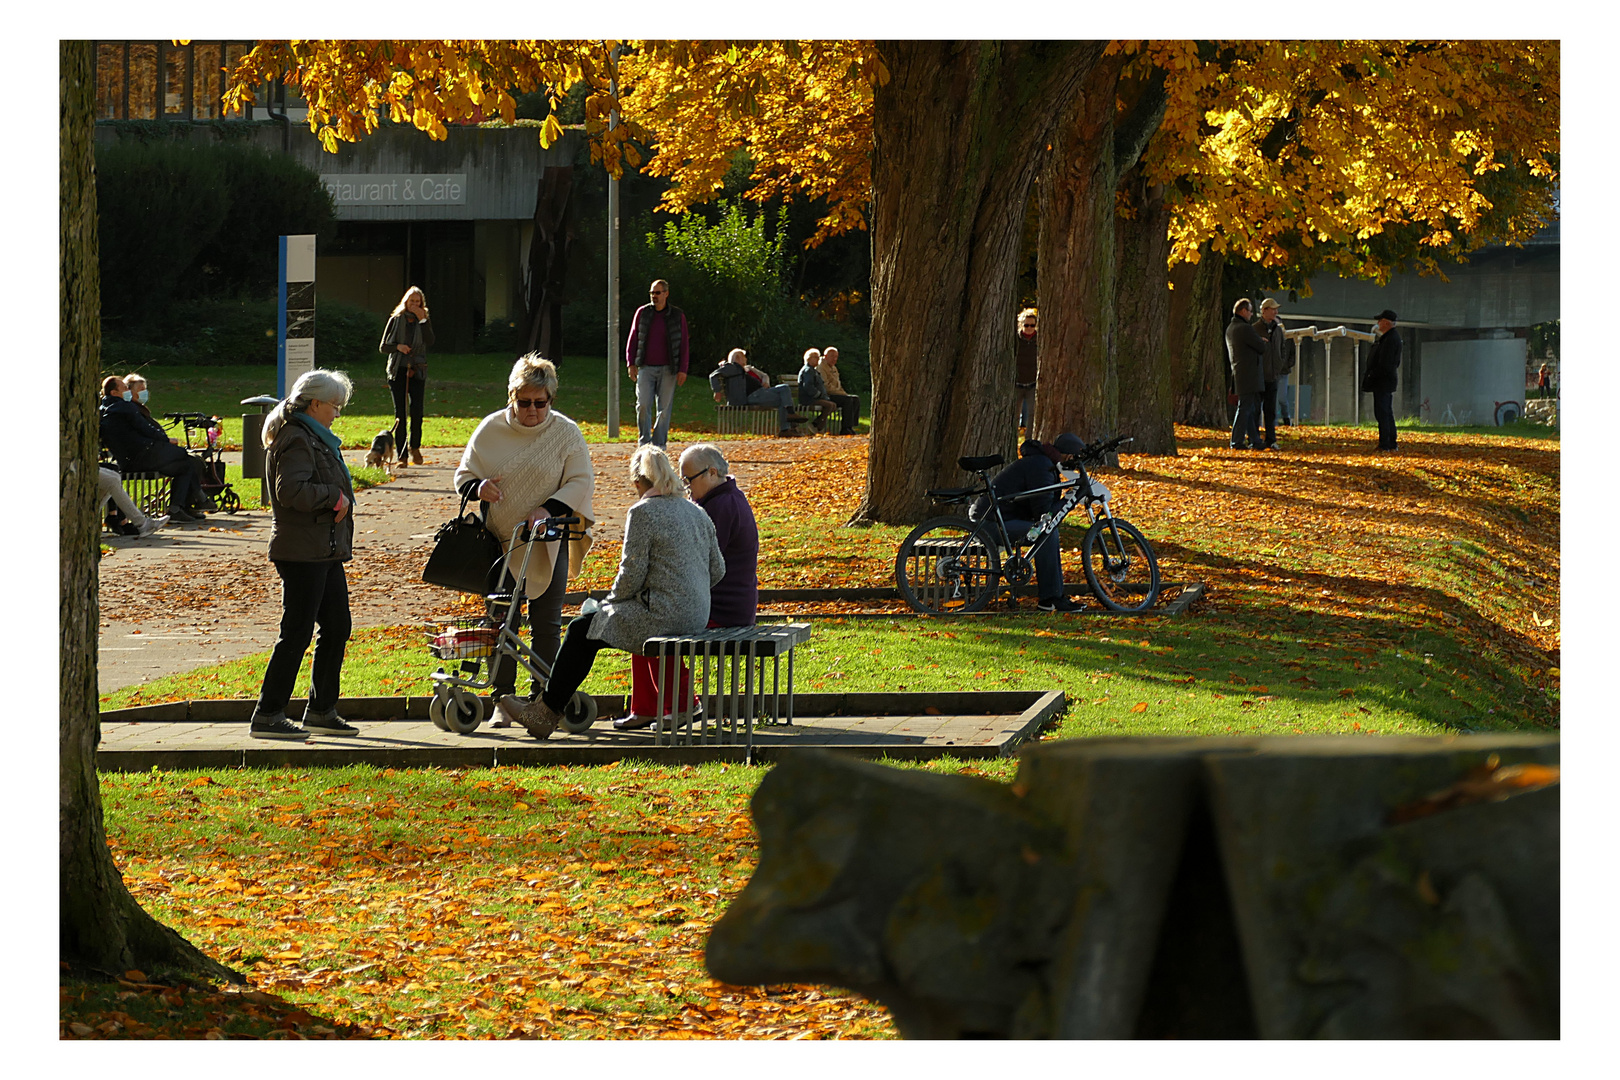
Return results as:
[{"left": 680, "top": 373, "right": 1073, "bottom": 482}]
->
[
  {"left": 650, "top": 289, "right": 667, "bottom": 296},
  {"left": 513, "top": 397, "right": 552, "bottom": 410},
  {"left": 681, "top": 468, "right": 711, "bottom": 487}
]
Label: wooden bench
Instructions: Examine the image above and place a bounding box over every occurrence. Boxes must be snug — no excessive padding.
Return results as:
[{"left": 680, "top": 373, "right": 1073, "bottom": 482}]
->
[{"left": 641, "top": 623, "right": 813, "bottom": 760}]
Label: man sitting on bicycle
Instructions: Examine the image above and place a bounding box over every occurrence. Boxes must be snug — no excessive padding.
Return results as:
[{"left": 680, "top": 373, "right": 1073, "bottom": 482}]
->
[{"left": 969, "top": 439, "right": 1081, "bottom": 612}]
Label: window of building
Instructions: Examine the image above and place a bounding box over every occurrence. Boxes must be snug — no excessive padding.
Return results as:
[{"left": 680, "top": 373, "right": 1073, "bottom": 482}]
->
[
  {"left": 95, "top": 43, "right": 125, "bottom": 120},
  {"left": 163, "top": 42, "right": 190, "bottom": 117},
  {"left": 127, "top": 43, "right": 158, "bottom": 120},
  {"left": 93, "top": 40, "right": 254, "bottom": 122},
  {"left": 192, "top": 42, "right": 222, "bottom": 119}
]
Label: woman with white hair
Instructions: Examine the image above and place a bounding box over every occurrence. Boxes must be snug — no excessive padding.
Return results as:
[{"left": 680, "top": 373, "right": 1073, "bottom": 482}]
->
[
  {"left": 501, "top": 446, "right": 725, "bottom": 739},
  {"left": 379, "top": 285, "right": 434, "bottom": 467},
  {"left": 453, "top": 353, "right": 595, "bottom": 722},
  {"left": 248, "top": 369, "right": 360, "bottom": 740}
]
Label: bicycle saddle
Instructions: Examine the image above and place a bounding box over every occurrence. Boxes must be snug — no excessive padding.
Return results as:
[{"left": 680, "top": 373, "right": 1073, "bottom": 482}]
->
[{"left": 958, "top": 454, "right": 1004, "bottom": 473}]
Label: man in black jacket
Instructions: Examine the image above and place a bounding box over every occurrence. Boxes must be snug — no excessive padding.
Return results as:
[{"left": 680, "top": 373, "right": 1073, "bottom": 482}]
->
[
  {"left": 1225, "top": 299, "right": 1268, "bottom": 449},
  {"left": 1361, "top": 309, "right": 1402, "bottom": 451},
  {"left": 98, "top": 375, "right": 212, "bottom": 522},
  {"left": 970, "top": 439, "right": 1080, "bottom": 612}
]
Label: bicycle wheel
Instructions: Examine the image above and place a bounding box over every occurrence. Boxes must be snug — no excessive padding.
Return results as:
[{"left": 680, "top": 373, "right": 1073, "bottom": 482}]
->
[
  {"left": 895, "top": 516, "right": 1002, "bottom": 614},
  {"left": 1082, "top": 517, "right": 1161, "bottom": 613}
]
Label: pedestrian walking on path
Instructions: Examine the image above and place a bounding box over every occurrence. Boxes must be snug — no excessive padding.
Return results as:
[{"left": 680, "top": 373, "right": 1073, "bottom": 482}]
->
[
  {"left": 248, "top": 370, "right": 361, "bottom": 740},
  {"left": 380, "top": 286, "right": 434, "bottom": 467},
  {"left": 626, "top": 279, "right": 690, "bottom": 449}
]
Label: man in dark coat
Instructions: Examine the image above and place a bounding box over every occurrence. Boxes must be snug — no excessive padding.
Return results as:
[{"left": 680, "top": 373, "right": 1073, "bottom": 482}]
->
[
  {"left": 970, "top": 439, "right": 1079, "bottom": 612},
  {"left": 1256, "top": 298, "right": 1287, "bottom": 450},
  {"left": 98, "top": 375, "right": 212, "bottom": 522},
  {"left": 1014, "top": 308, "right": 1038, "bottom": 431},
  {"left": 625, "top": 278, "right": 690, "bottom": 449},
  {"left": 1224, "top": 299, "right": 1268, "bottom": 449},
  {"left": 1361, "top": 309, "right": 1402, "bottom": 451}
]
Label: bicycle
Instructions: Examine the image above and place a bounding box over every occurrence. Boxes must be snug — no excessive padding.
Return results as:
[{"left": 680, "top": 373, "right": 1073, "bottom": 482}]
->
[{"left": 894, "top": 434, "right": 1161, "bottom": 614}]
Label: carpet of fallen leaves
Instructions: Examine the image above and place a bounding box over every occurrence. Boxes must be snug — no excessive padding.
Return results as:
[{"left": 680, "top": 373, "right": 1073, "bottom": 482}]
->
[{"left": 72, "top": 763, "right": 899, "bottom": 1040}]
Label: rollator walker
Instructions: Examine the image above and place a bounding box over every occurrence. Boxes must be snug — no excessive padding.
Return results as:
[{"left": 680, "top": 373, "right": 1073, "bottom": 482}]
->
[{"left": 425, "top": 518, "right": 599, "bottom": 735}]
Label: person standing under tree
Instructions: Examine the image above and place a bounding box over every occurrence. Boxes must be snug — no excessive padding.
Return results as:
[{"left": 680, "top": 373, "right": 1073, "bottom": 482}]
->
[
  {"left": 1361, "top": 309, "right": 1402, "bottom": 451},
  {"left": 1014, "top": 308, "right": 1038, "bottom": 432},
  {"left": 1537, "top": 363, "right": 1552, "bottom": 400},
  {"left": 379, "top": 287, "right": 433, "bottom": 468},
  {"left": 1256, "top": 298, "right": 1286, "bottom": 450},
  {"left": 1225, "top": 299, "right": 1267, "bottom": 450},
  {"left": 625, "top": 279, "right": 690, "bottom": 449}
]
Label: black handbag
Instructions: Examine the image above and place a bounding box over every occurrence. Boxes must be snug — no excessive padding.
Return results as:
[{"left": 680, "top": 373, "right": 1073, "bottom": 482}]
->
[{"left": 421, "top": 493, "right": 505, "bottom": 594}]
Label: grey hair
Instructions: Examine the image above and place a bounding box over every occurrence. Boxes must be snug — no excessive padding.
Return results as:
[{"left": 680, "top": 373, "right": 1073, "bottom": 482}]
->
[
  {"left": 802, "top": 348, "right": 821, "bottom": 364},
  {"left": 727, "top": 348, "right": 747, "bottom": 365},
  {"left": 508, "top": 353, "right": 559, "bottom": 401},
  {"left": 630, "top": 445, "right": 681, "bottom": 498},
  {"left": 262, "top": 369, "right": 354, "bottom": 447},
  {"left": 124, "top": 372, "right": 147, "bottom": 387},
  {"left": 679, "top": 443, "right": 729, "bottom": 480}
]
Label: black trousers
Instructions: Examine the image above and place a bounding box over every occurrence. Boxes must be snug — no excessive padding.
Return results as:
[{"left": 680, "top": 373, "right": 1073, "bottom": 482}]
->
[
  {"left": 257, "top": 559, "right": 352, "bottom": 714},
  {"left": 389, "top": 369, "right": 425, "bottom": 455},
  {"left": 1372, "top": 390, "right": 1397, "bottom": 449},
  {"left": 1260, "top": 381, "right": 1278, "bottom": 447},
  {"left": 827, "top": 393, "right": 860, "bottom": 435},
  {"left": 131, "top": 441, "right": 206, "bottom": 510},
  {"left": 491, "top": 549, "right": 570, "bottom": 698},
  {"left": 540, "top": 614, "right": 612, "bottom": 712}
]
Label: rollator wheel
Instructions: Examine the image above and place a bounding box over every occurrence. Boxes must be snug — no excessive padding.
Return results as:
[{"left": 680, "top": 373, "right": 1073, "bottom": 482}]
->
[
  {"left": 559, "top": 691, "right": 597, "bottom": 734},
  {"left": 443, "top": 687, "right": 485, "bottom": 734},
  {"left": 428, "top": 691, "right": 452, "bottom": 731},
  {"left": 220, "top": 491, "right": 241, "bottom": 514}
]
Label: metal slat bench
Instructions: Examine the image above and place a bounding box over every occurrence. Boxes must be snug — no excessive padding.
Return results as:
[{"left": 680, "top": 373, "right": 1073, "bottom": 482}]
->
[
  {"left": 715, "top": 404, "right": 782, "bottom": 437},
  {"left": 100, "top": 450, "right": 173, "bottom": 523},
  {"left": 642, "top": 623, "right": 813, "bottom": 760}
]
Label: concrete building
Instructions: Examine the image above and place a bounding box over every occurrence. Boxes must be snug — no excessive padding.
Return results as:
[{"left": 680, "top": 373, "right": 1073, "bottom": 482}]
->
[
  {"left": 1262, "top": 223, "right": 1560, "bottom": 427},
  {"left": 91, "top": 39, "right": 582, "bottom": 354}
]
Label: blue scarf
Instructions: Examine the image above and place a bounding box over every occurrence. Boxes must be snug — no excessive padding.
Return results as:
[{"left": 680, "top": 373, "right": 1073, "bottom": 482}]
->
[{"left": 293, "top": 411, "right": 350, "bottom": 479}]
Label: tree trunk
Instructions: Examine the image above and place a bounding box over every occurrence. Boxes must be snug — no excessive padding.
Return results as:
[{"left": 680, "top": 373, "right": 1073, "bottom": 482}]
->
[
  {"left": 59, "top": 40, "right": 236, "bottom": 984},
  {"left": 1168, "top": 245, "right": 1229, "bottom": 428},
  {"left": 1033, "top": 55, "right": 1126, "bottom": 448},
  {"left": 522, "top": 164, "right": 574, "bottom": 362},
  {"left": 855, "top": 41, "right": 1103, "bottom": 526},
  {"left": 1113, "top": 163, "right": 1176, "bottom": 454}
]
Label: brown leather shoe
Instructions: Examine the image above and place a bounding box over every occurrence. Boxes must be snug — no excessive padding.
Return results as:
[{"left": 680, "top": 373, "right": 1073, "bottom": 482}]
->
[
  {"left": 411, "top": 447, "right": 424, "bottom": 465},
  {"left": 512, "top": 696, "right": 560, "bottom": 740}
]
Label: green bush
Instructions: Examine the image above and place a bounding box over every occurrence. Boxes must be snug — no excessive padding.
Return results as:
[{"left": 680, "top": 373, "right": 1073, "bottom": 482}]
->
[
  {"left": 102, "top": 297, "right": 383, "bottom": 368},
  {"left": 95, "top": 135, "right": 336, "bottom": 332}
]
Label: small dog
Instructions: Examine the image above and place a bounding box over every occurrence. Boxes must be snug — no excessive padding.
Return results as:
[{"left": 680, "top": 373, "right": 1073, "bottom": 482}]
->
[{"left": 365, "top": 430, "right": 396, "bottom": 472}]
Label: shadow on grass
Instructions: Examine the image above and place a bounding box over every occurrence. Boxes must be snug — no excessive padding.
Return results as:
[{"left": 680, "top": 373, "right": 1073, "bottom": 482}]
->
[{"left": 61, "top": 964, "right": 375, "bottom": 1040}]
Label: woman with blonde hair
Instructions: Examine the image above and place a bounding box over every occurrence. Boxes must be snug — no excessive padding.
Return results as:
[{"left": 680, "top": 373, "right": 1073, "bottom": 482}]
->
[
  {"left": 248, "top": 369, "right": 360, "bottom": 740},
  {"left": 379, "top": 286, "right": 434, "bottom": 466},
  {"left": 454, "top": 353, "right": 596, "bottom": 722},
  {"left": 501, "top": 445, "right": 725, "bottom": 739}
]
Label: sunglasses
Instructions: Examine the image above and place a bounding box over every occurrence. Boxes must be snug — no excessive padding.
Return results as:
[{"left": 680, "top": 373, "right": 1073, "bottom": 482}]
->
[{"left": 514, "top": 397, "right": 552, "bottom": 410}]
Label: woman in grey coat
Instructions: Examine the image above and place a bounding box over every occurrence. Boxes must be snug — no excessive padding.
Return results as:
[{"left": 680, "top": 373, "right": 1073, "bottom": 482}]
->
[
  {"left": 248, "top": 370, "right": 360, "bottom": 740},
  {"left": 503, "top": 446, "right": 725, "bottom": 739}
]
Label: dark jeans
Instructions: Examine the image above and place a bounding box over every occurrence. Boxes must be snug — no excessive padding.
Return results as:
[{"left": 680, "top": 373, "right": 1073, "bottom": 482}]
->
[
  {"left": 258, "top": 559, "right": 351, "bottom": 715},
  {"left": 746, "top": 384, "right": 797, "bottom": 432},
  {"left": 389, "top": 369, "right": 425, "bottom": 455},
  {"left": 130, "top": 441, "right": 206, "bottom": 510},
  {"left": 1004, "top": 518, "right": 1064, "bottom": 601},
  {"left": 1016, "top": 384, "right": 1036, "bottom": 429},
  {"left": 1260, "top": 381, "right": 1278, "bottom": 447},
  {"left": 1372, "top": 390, "right": 1397, "bottom": 449},
  {"left": 540, "top": 614, "right": 612, "bottom": 712},
  {"left": 491, "top": 548, "right": 569, "bottom": 698},
  {"left": 1229, "top": 392, "right": 1262, "bottom": 448},
  {"left": 827, "top": 393, "right": 861, "bottom": 435}
]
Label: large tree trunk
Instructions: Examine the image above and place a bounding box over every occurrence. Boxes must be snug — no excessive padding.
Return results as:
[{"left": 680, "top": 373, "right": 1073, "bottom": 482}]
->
[
  {"left": 855, "top": 41, "right": 1103, "bottom": 525},
  {"left": 60, "top": 40, "right": 236, "bottom": 984},
  {"left": 522, "top": 164, "right": 574, "bottom": 362},
  {"left": 1168, "top": 245, "right": 1229, "bottom": 427},
  {"left": 1113, "top": 163, "right": 1176, "bottom": 454},
  {"left": 1032, "top": 55, "right": 1126, "bottom": 448}
]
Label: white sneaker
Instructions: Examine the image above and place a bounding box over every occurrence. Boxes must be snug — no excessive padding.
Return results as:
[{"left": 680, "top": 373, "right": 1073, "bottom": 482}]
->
[{"left": 137, "top": 515, "right": 169, "bottom": 537}]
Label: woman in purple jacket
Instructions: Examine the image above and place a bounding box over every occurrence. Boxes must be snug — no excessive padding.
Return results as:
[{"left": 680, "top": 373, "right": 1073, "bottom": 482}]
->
[{"left": 619, "top": 443, "right": 760, "bottom": 730}]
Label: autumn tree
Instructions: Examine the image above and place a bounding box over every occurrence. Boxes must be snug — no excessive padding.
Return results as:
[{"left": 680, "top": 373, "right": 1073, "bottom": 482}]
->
[{"left": 60, "top": 39, "right": 237, "bottom": 982}]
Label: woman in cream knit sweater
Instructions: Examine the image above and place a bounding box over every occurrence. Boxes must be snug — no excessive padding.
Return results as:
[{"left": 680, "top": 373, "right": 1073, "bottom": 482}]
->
[{"left": 453, "top": 354, "right": 595, "bottom": 712}]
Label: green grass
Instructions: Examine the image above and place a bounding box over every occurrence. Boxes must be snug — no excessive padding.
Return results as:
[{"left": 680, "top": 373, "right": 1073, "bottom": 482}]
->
[
  {"left": 217, "top": 463, "right": 391, "bottom": 512},
  {"left": 109, "top": 353, "right": 866, "bottom": 451}
]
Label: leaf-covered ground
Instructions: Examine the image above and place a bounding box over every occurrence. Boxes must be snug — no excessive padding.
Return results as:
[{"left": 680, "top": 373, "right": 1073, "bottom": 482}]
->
[{"left": 74, "top": 422, "right": 1558, "bottom": 1038}]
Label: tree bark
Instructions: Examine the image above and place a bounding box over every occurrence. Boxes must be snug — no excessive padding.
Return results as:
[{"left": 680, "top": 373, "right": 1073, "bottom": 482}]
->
[
  {"left": 1033, "top": 54, "right": 1126, "bottom": 448},
  {"left": 1113, "top": 163, "right": 1177, "bottom": 454},
  {"left": 60, "top": 40, "right": 237, "bottom": 984},
  {"left": 1168, "top": 245, "right": 1230, "bottom": 427},
  {"left": 522, "top": 164, "right": 574, "bottom": 362},
  {"left": 855, "top": 41, "right": 1102, "bottom": 525}
]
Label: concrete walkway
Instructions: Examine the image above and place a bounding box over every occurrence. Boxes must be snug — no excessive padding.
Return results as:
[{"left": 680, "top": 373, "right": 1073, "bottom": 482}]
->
[{"left": 97, "top": 690, "right": 1065, "bottom": 769}]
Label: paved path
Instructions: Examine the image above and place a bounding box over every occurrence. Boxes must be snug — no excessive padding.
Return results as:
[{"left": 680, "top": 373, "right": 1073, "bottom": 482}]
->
[{"left": 97, "top": 438, "right": 853, "bottom": 693}]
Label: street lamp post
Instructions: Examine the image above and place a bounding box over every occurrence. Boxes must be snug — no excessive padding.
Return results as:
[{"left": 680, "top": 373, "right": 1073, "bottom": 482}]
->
[{"left": 605, "top": 44, "right": 623, "bottom": 438}]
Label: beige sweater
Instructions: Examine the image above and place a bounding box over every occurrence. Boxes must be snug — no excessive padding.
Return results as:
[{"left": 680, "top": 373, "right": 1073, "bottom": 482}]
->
[
  {"left": 454, "top": 408, "right": 595, "bottom": 597},
  {"left": 821, "top": 363, "right": 848, "bottom": 397}
]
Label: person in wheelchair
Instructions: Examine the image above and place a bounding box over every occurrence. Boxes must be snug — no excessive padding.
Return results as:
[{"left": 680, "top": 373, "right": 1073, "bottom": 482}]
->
[{"left": 969, "top": 435, "right": 1083, "bottom": 613}]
